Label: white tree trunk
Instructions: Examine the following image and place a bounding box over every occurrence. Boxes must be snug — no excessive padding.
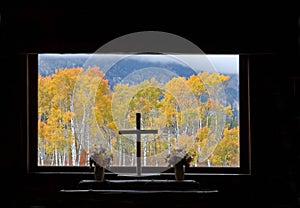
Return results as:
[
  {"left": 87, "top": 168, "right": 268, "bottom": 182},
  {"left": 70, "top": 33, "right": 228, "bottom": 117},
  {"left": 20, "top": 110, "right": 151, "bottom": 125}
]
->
[
  {"left": 72, "top": 139, "right": 76, "bottom": 166},
  {"left": 55, "top": 147, "right": 58, "bottom": 166},
  {"left": 59, "top": 152, "right": 62, "bottom": 166},
  {"left": 77, "top": 106, "right": 86, "bottom": 166},
  {"left": 77, "top": 143, "right": 82, "bottom": 166},
  {"left": 143, "top": 140, "right": 147, "bottom": 166},
  {"left": 175, "top": 115, "right": 179, "bottom": 143},
  {"left": 206, "top": 116, "right": 209, "bottom": 127},
  {"left": 51, "top": 153, "right": 54, "bottom": 166},
  {"left": 131, "top": 152, "right": 135, "bottom": 166},
  {"left": 39, "top": 153, "right": 44, "bottom": 166},
  {"left": 168, "top": 129, "right": 171, "bottom": 154},
  {"left": 122, "top": 146, "right": 126, "bottom": 166},
  {"left": 119, "top": 139, "right": 122, "bottom": 166}
]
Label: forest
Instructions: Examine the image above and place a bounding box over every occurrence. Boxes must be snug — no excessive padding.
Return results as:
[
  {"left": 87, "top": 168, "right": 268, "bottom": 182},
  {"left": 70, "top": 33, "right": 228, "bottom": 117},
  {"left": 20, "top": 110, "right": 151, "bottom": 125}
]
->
[{"left": 37, "top": 56, "right": 240, "bottom": 169}]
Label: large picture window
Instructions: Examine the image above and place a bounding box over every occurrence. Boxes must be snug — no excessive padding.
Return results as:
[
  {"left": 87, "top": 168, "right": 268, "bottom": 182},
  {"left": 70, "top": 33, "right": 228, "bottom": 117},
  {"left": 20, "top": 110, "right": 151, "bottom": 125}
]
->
[{"left": 28, "top": 52, "right": 250, "bottom": 175}]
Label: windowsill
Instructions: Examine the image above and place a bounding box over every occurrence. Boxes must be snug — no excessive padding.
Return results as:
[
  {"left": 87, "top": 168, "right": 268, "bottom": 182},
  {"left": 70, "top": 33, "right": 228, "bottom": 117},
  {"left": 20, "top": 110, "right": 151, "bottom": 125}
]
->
[
  {"left": 77, "top": 179, "right": 202, "bottom": 190},
  {"left": 26, "top": 171, "right": 251, "bottom": 177}
]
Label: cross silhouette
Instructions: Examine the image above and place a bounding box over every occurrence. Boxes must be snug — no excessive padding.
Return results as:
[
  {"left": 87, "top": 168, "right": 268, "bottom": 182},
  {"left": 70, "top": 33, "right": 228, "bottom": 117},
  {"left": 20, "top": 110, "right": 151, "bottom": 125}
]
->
[{"left": 119, "top": 113, "right": 158, "bottom": 176}]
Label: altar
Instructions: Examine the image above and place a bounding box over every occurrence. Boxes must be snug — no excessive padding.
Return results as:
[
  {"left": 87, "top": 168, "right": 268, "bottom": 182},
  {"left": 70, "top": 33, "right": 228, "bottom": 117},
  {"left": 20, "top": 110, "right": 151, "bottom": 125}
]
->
[{"left": 58, "top": 179, "right": 219, "bottom": 208}]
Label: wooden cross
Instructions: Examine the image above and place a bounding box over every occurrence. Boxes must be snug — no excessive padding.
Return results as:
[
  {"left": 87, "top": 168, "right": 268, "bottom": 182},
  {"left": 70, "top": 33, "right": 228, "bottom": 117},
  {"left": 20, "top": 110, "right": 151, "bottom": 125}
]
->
[{"left": 119, "top": 113, "right": 158, "bottom": 176}]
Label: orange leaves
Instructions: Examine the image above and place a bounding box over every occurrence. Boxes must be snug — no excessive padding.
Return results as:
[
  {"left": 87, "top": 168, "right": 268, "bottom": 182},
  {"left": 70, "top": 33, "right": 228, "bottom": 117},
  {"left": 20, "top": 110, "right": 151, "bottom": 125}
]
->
[
  {"left": 186, "top": 74, "right": 206, "bottom": 95},
  {"left": 38, "top": 65, "right": 239, "bottom": 167},
  {"left": 209, "top": 126, "right": 240, "bottom": 166},
  {"left": 222, "top": 126, "right": 240, "bottom": 147},
  {"left": 224, "top": 105, "right": 233, "bottom": 116},
  {"left": 196, "top": 126, "right": 210, "bottom": 143}
]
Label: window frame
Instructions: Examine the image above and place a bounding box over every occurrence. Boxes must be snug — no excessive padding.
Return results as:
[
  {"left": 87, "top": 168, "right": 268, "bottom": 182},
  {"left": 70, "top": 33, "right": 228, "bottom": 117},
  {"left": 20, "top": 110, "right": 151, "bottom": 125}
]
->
[{"left": 27, "top": 52, "right": 251, "bottom": 176}]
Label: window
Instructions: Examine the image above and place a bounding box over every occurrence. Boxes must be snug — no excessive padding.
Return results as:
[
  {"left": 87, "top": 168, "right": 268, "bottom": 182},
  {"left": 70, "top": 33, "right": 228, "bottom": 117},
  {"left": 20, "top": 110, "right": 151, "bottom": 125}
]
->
[
  {"left": 27, "top": 30, "right": 251, "bottom": 176},
  {"left": 27, "top": 52, "right": 251, "bottom": 175}
]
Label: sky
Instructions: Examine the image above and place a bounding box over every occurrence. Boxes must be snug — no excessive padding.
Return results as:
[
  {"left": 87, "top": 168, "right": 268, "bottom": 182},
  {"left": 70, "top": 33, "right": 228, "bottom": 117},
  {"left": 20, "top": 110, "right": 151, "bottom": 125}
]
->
[{"left": 39, "top": 53, "right": 239, "bottom": 74}]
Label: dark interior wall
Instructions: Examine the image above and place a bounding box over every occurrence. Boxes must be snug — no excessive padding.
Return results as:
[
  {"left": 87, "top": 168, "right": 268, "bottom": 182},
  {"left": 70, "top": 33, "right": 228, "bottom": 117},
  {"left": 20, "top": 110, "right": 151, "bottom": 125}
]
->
[{"left": 1, "top": 6, "right": 299, "bottom": 207}]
